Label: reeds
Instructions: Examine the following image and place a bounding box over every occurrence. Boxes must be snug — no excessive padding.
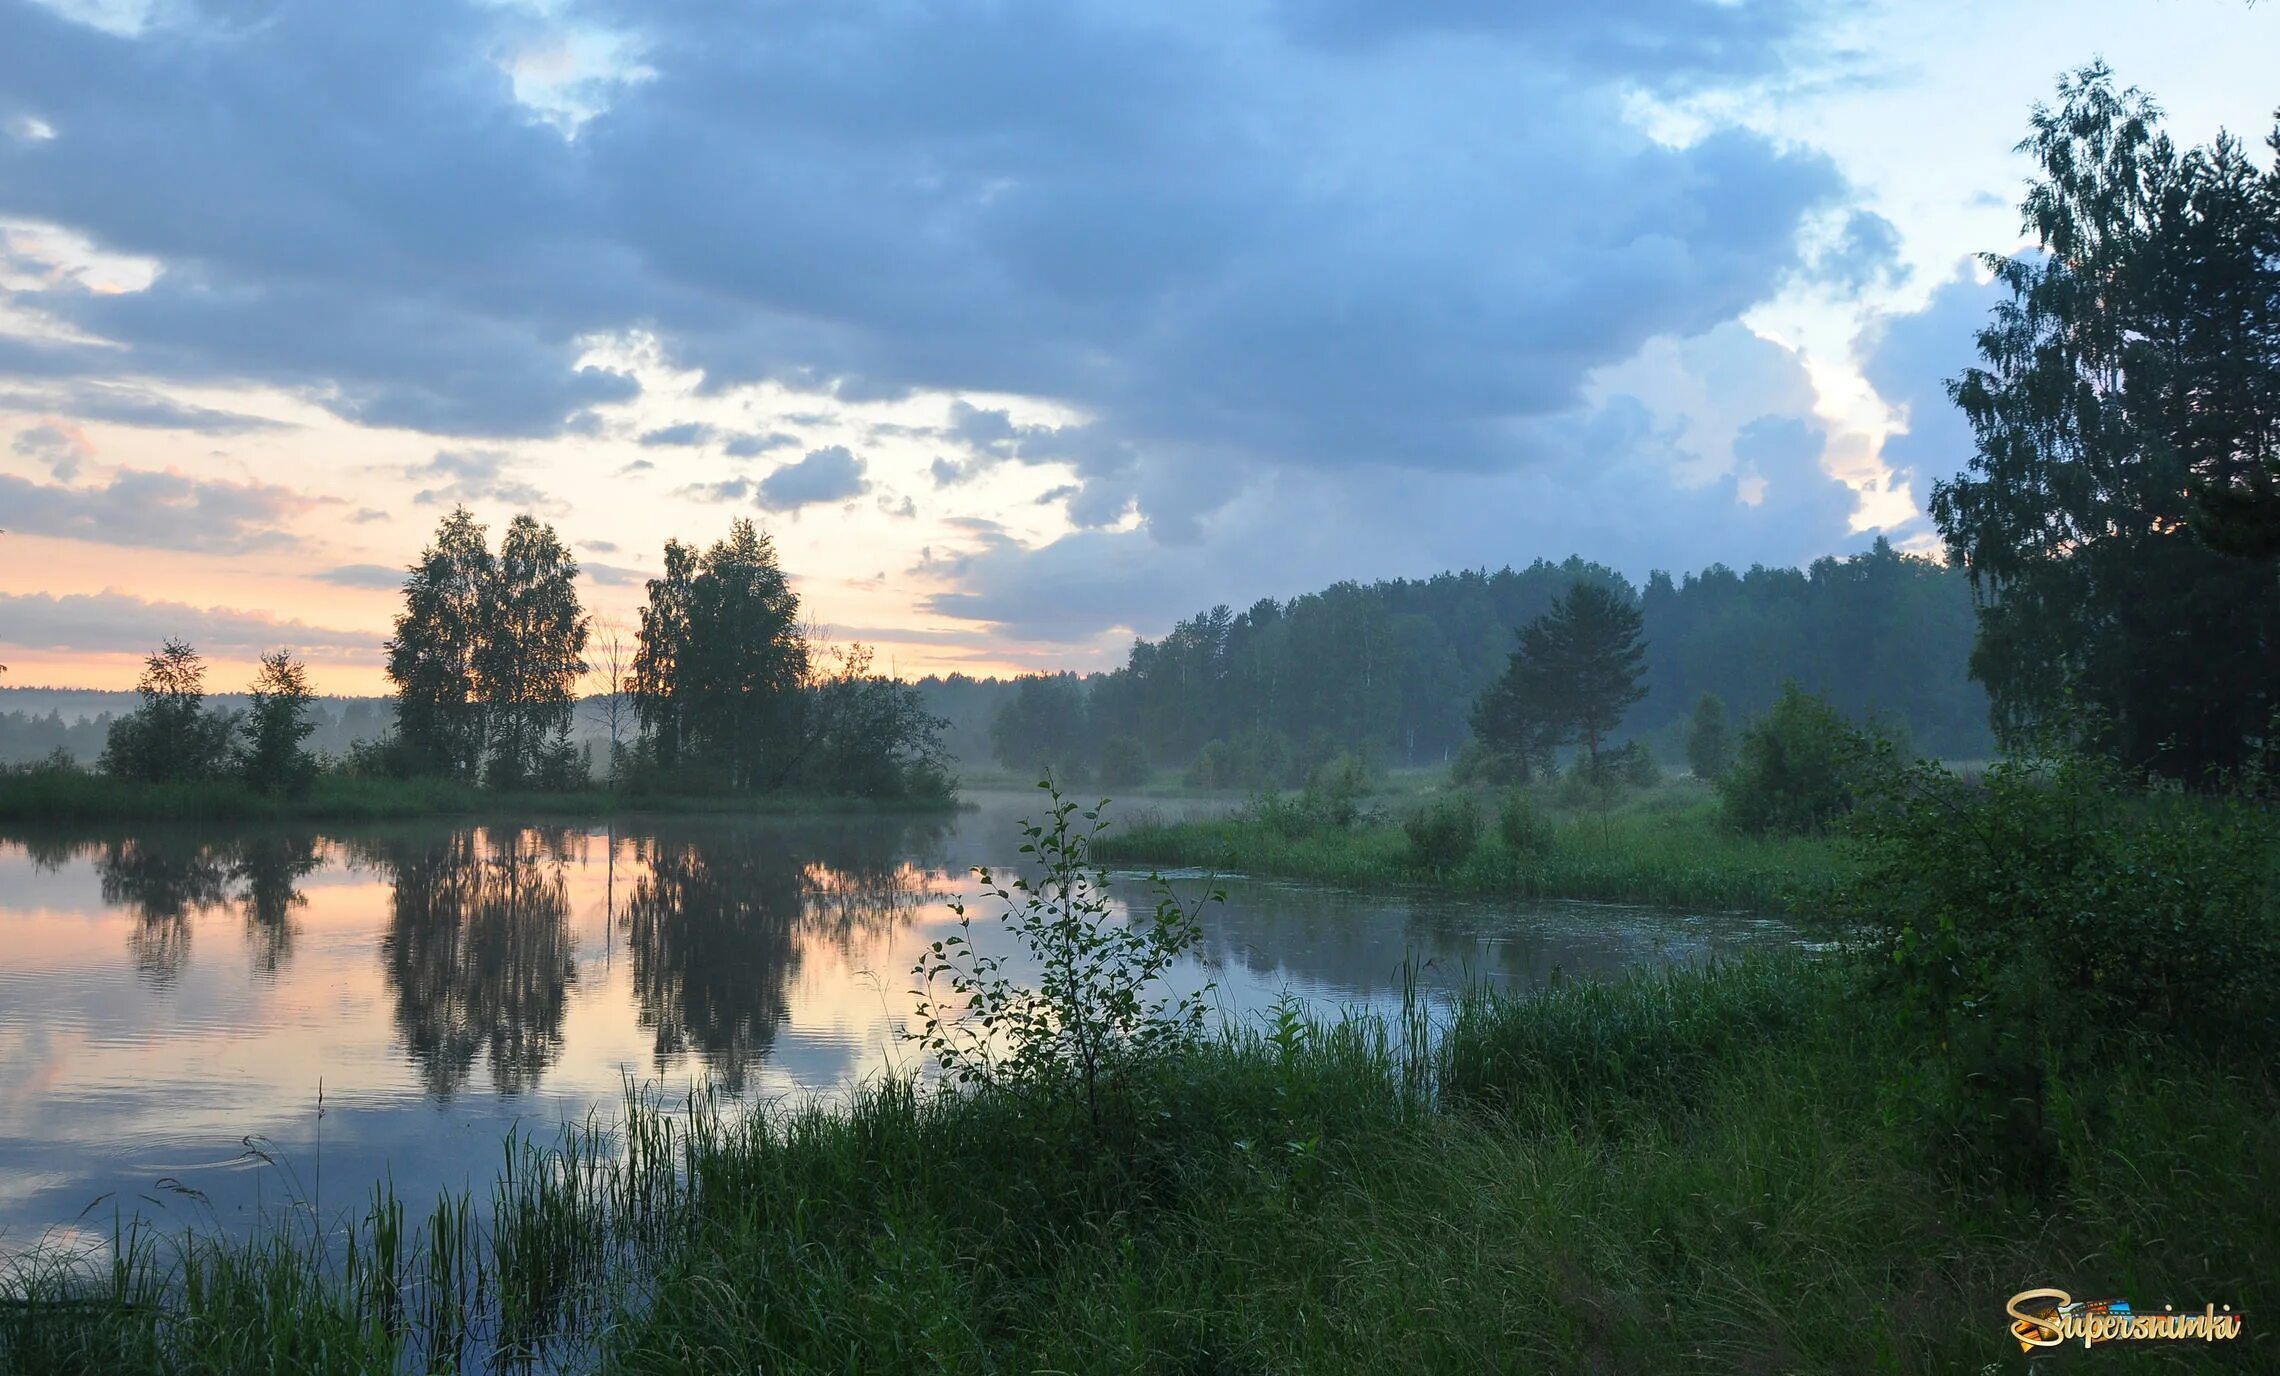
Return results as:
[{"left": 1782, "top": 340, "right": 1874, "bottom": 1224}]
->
[{"left": 6, "top": 952, "right": 2275, "bottom": 1373}]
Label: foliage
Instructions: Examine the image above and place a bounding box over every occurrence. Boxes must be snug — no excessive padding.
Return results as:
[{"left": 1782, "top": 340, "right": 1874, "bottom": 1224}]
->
[
  {"left": 385, "top": 507, "right": 495, "bottom": 780},
  {"left": 1932, "top": 65, "right": 2280, "bottom": 782},
  {"left": 1095, "top": 734, "right": 1149, "bottom": 788},
  {"left": 909, "top": 781, "right": 1217, "bottom": 1134},
  {"left": 237, "top": 650, "right": 317, "bottom": 795},
  {"left": 13, "top": 948, "right": 2277, "bottom": 1374},
  {"left": 1047, "top": 541, "right": 1992, "bottom": 782},
  {"left": 476, "top": 515, "right": 591, "bottom": 789},
  {"left": 787, "top": 644, "right": 956, "bottom": 802},
  {"left": 1685, "top": 692, "right": 1732, "bottom": 780},
  {"left": 1613, "top": 738, "right": 1660, "bottom": 788},
  {"left": 1401, "top": 794, "right": 1480, "bottom": 870},
  {"left": 635, "top": 521, "right": 809, "bottom": 790},
  {"left": 987, "top": 673, "right": 1091, "bottom": 782},
  {"left": 100, "top": 640, "right": 238, "bottom": 784},
  {"left": 1449, "top": 738, "right": 1548, "bottom": 787},
  {"left": 1472, "top": 580, "right": 1647, "bottom": 779},
  {"left": 1717, "top": 683, "right": 1873, "bottom": 835},
  {"left": 1841, "top": 751, "right": 2280, "bottom": 1190},
  {"left": 1495, "top": 788, "right": 1553, "bottom": 855},
  {"left": 1246, "top": 753, "right": 1373, "bottom": 839}
]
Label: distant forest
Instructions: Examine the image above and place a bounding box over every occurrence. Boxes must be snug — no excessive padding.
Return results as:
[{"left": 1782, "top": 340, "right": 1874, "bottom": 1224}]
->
[
  {"left": 1, "top": 538, "right": 1990, "bottom": 777},
  {"left": 935, "top": 537, "right": 1992, "bottom": 778}
]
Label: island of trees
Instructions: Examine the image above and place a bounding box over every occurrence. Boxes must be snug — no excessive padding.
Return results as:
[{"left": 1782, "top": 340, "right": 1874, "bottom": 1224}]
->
[{"left": 3, "top": 514, "right": 954, "bottom": 817}]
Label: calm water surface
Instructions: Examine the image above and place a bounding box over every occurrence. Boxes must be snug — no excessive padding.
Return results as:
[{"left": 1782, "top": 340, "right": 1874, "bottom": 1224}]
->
[{"left": 0, "top": 791, "right": 1795, "bottom": 1252}]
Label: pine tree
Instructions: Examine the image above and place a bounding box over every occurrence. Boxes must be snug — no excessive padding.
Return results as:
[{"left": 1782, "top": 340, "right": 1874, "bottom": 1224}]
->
[{"left": 1473, "top": 581, "right": 1647, "bottom": 777}]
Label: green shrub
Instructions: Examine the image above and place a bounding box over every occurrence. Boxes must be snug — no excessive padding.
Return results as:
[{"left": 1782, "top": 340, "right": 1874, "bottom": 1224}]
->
[
  {"left": 1402, "top": 795, "right": 1481, "bottom": 870},
  {"left": 1495, "top": 788, "right": 1554, "bottom": 854},
  {"left": 1450, "top": 739, "right": 1550, "bottom": 787},
  {"left": 1717, "top": 683, "right": 1871, "bottom": 835},
  {"left": 1616, "top": 739, "right": 1661, "bottom": 788},
  {"left": 1842, "top": 751, "right": 2280, "bottom": 1189}
]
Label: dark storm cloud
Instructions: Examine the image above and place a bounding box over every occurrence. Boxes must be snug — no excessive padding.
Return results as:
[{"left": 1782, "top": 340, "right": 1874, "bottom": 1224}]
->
[
  {"left": 1, "top": 0, "right": 1838, "bottom": 477},
  {"left": 922, "top": 329, "right": 1871, "bottom": 640},
  {"left": 0, "top": 589, "right": 371, "bottom": 656},
  {"left": 0, "top": 468, "right": 312, "bottom": 553},
  {"left": 1, "top": 0, "right": 1864, "bottom": 641},
  {"left": 756, "top": 446, "right": 869, "bottom": 512}
]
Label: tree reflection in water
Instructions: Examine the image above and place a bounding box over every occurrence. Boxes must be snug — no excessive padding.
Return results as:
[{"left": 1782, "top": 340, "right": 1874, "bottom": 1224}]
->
[
  {"left": 363, "top": 828, "right": 579, "bottom": 1099},
  {"left": 230, "top": 834, "right": 323, "bottom": 977},
  {"left": 623, "top": 819, "right": 942, "bottom": 1091},
  {"left": 76, "top": 832, "right": 325, "bottom": 985}
]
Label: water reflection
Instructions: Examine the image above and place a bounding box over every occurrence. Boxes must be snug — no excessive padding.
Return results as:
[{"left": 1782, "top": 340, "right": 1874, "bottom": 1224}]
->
[
  {"left": 624, "top": 821, "right": 940, "bottom": 1091},
  {"left": 0, "top": 801, "right": 1794, "bottom": 1248},
  {"left": 69, "top": 833, "right": 326, "bottom": 985},
  {"left": 361, "top": 828, "right": 580, "bottom": 1099}
]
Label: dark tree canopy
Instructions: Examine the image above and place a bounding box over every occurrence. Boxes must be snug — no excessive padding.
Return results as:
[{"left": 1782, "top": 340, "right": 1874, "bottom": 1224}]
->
[
  {"left": 1473, "top": 581, "right": 1648, "bottom": 775},
  {"left": 1933, "top": 65, "right": 2280, "bottom": 780}
]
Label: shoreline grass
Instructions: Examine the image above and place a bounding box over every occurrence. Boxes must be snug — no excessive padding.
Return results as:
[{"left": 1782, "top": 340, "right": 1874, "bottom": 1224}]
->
[
  {"left": 1097, "top": 789, "right": 1857, "bottom": 914},
  {"left": 5, "top": 950, "right": 2272, "bottom": 1372},
  {"left": 0, "top": 770, "right": 960, "bottom": 826}
]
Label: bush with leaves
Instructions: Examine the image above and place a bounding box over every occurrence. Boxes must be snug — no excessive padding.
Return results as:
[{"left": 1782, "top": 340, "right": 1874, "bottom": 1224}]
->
[
  {"left": 909, "top": 781, "right": 1219, "bottom": 1135},
  {"left": 1402, "top": 795, "right": 1481, "bottom": 871},
  {"left": 1717, "top": 683, "right": 1871, "bottom": 835},
  {"left": 102, "top": 640, "right": 238, "bottom": 784},
  {"left": 1841, "top": 750, "right": 2280, "bottom": 1190},
  {"left": 1496, "top": 788, "right": 1554, "bottom": 855},
  {"left": 237, "top": 651, "right": 318, "bottom": 795}
]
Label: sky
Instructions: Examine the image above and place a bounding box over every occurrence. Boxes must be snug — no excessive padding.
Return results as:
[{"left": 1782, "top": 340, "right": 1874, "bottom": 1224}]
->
[{"left": 0, "top": 0, "right": 2275, "bottom": 693}]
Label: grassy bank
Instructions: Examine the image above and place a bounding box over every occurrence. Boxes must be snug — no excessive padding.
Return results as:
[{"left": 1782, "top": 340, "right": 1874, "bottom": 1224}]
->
[
  {"left": 1098, "top": 783, "right": 1856, "bottom": 913},
  {"left": 0, "top": 769, "right": 958, "bottom": 825},
  {"left": 5, "top": 950, "right": 2272, "bottom": 1372}
]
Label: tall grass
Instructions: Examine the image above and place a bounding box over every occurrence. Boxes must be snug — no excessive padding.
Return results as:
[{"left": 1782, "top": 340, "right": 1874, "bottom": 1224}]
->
[
  {"left": 6, "top": 952, "right": 2273, "bottom": 1372},
  {"left": 1098, "top": 786, "right": 1854, "bottom": 912}
]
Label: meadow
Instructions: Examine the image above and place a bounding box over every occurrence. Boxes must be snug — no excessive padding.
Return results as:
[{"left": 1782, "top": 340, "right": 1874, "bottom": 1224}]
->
[{"left": 1098, "top": 776, "right": 1858, "bottom": 913}]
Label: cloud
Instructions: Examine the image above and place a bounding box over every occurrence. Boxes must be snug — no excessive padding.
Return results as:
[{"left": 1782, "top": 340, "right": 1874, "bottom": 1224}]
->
[
  {"left": 677, "top": 476, "right": 751, "bottom": 503},
  {"left": 0, "top": 0, "right": 1838, "bottom": 515},
  {"left": 0, "top": 381, "right": 289, "bottom": 435},
  {"left": 756, "top": 445, "right": 869, "bottom": 512},
  {"left": 0, "top": 589, "right": 373, "bottom": 657},
  {"left": 316, "top": 563, "right": 405, "bottom": 589},
  {"left": 0, "top": 467, "right": 314, "bottom": 553},
  {"left": 579, "top": 538, "right": 620, "bottom": 553},
  {"left": 921, "top": 323, "right": 1871, "bottom": 641},
  {"left": 10, "top": 419, "right": 91, "bottom": 478},
  {"left": 723, "top": 430, "right": 799, "bottom": 458},
  {"left": 404, "top": 449, "right": 552, "bottom": 508},
  {"left": 583, "top": 561, "right": 650, "bottom": 586},
  {"left": 1857, "top": 261, "right": 2003, "bottom": 517},
  {"left": 638, "top": 421, "right": 715, "bottom": 447}
]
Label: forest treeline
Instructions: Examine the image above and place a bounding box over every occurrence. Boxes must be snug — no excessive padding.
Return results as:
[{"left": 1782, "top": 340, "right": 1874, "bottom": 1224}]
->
[
  {"left": 958, "top": 536, "right": 1991, "bottom": 787},
  {"left": 12, "top": 513, "right": 954, "bottom": 804}
]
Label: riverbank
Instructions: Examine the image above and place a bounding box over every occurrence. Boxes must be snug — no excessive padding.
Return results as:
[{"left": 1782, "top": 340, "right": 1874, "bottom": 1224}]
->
[
  {"left": 1097, "top": 784, "right": 1856, "bottom": 913},
  {"left": 4, "top": 949, "right": 2271, "bottom": 1372},
  {"left": 0, "top": 768, "right": 960, "bottom": 825}
]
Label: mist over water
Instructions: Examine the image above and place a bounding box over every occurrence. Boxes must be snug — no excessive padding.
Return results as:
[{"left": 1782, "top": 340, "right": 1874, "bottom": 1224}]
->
[{"left": 0, "top": 792, "right": 1793, "bottom": 1251}]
